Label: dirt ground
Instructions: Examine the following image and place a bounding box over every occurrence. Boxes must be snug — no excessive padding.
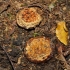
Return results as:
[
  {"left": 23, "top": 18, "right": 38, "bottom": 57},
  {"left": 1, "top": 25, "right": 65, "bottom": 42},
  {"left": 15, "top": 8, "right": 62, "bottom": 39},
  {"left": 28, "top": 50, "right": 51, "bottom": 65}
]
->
[{"left": 0, "top": 0, "right": 70, "bottom": 70}]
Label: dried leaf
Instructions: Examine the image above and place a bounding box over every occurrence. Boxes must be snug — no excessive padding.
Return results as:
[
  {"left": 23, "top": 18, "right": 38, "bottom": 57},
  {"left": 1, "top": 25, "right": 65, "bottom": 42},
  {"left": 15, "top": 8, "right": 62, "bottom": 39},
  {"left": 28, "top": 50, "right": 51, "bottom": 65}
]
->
[
  {"left": 56, "top": 21, "right": 68, "bottom": 45},
  {"left": 49, "top": 3, "right": 55, "bottom": 11}
]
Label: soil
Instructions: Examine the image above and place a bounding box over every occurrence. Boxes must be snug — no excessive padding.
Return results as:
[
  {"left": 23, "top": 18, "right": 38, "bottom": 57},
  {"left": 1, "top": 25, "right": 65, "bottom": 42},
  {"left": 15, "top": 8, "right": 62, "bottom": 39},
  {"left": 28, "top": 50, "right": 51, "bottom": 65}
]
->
[{"left": 0, "top": 0, "right": 70, "bottom": 70}]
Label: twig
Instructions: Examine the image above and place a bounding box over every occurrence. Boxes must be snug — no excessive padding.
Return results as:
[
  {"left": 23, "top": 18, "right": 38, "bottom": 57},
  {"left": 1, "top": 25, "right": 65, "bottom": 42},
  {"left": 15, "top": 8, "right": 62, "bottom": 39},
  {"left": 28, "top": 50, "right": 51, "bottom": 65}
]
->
[
  {"left": 63, "top": 48, "right": 70, "bottom": 56},
  {"left": 0, "top": 4, "right": 10, "bottom": 14},
  {"left": 58, "top": 53, "right": 70, "bottom": 70},
  {"left": 0, "top": 46, "right": 15, "bottom": 70},
  {"left": 57, "top": 45, "right": 70, "bottom": 70}
]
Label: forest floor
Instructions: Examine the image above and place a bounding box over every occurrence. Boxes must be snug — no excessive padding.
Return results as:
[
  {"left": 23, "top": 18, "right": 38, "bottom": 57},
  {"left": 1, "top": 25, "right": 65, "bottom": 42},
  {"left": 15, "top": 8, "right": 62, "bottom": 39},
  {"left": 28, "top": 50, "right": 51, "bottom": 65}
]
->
[{"left": 0, "top": 0, "right": 70, "bottom": 70}]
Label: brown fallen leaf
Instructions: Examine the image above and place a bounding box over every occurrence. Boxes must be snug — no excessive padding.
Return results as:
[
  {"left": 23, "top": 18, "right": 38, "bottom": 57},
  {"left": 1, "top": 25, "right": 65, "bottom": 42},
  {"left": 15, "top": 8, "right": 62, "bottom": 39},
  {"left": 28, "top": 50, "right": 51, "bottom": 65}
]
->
[{"left": 56, "top": 21, "right": 68, "bottom": 45}]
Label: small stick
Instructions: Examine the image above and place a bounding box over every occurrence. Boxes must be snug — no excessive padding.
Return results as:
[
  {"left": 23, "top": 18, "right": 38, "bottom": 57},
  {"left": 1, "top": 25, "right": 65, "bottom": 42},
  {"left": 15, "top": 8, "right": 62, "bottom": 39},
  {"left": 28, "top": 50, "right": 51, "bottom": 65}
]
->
[
  {"left": 63, "top": 48, "right": 70, "bottom": 56},
  {"left": 57, "top": 45, "right": 70, "bottom": 70},
  {"left": 0, "top": 46, "right": 15, "bottom": 70}
]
